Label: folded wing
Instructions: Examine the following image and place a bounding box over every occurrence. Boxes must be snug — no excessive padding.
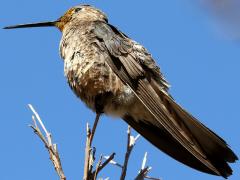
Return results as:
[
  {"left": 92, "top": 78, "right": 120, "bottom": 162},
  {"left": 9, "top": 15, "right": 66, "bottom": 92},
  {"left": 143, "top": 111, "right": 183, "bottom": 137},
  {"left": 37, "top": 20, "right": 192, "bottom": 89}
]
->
[{"left": 92, "top": 21, "right": 238, "bottom": 178}]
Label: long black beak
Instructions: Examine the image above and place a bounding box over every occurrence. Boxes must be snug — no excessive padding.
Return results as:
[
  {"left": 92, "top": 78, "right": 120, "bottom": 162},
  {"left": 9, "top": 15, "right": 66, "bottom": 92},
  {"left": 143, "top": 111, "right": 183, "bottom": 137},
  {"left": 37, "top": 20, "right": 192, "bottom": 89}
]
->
[{"left": 3, "top": 21, "right": 57, "bottom": 29}]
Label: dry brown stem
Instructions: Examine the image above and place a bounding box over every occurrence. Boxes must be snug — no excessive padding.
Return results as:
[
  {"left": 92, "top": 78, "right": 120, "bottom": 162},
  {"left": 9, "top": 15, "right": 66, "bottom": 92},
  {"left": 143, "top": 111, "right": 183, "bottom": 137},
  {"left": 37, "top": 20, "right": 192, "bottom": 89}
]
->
[
  {"left": 83, "top": 113, "right": 115, "bottom": 180},
  {"left": 120, "top": 126, "right": 140, "bottom": 180},
  {"left": 28, "top": 105, "right": 160, "bottom": 180},
  {"left": 28, "top": 104, "right": 66, "bottom": 180},
  {"left": 135, "top": 152, "right": 161, "bottom": 180}
]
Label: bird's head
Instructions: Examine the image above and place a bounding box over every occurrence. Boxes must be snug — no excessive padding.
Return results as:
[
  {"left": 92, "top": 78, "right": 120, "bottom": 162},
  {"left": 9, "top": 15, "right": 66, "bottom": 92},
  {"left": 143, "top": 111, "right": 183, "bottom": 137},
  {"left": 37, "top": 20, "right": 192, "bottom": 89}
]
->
[
  {"left": 3, "top": 4, "right": 108, "bottom": 32},
  {"left": 56, "top": 5, "right": 108, "bottom": 31}
]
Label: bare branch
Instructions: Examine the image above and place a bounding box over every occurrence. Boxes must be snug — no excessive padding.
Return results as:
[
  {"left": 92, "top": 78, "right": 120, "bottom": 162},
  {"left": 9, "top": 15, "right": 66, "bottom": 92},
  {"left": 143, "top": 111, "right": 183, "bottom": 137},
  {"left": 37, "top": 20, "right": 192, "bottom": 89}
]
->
[
  {"left": 120, "top": 126, "right": 140, "bottom": 180},
  {"left": 93, "top": 155, "right": 103, "bottom": 180},
  {"left": 28, "top": 104, "right": 66, "bottom": 180},
  {"left": 103, "top": 156, "right": 123, "bottom": 168},
  {"left": 28, "top": 105, "right": 159, "bottom": 180},
  {"left": 135, "top": 152, "right": 161, "bottom": 180},
  {"left": 89, "top": 113, "right": 101, "bottom": 146},
  {"left": 84, "top": 113, "right": 114, "bottom": 180},
  {"left": 83, "top": 123, "right": 91, "bottom": 180},
  {"left": 92, "top": 153, "right": 115, "bottom": 179},
  {"left": 93, "top": 153, "right": 115, "bottom": 175},
  {"left": 144, "top": 176, "right": 161, "bottom": 180},
  {"left": 89, "top": 147, "right": 96, "bottom": 174},
  {"left": 28, "top": 104, "right": 52, "bottom": 145},
  {"left": 141, "top": 152, "right": 148, "bottom": 170},
  {"left": 135, "top": 167, "right": 151, "bottom": 180}
]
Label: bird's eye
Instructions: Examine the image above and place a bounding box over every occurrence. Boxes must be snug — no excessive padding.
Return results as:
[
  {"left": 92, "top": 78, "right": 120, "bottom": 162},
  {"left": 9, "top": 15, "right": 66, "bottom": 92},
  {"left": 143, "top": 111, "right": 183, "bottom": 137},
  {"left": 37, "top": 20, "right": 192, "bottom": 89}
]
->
[{"left": 74, "top": 8, "right": 82, "bottom": 13}]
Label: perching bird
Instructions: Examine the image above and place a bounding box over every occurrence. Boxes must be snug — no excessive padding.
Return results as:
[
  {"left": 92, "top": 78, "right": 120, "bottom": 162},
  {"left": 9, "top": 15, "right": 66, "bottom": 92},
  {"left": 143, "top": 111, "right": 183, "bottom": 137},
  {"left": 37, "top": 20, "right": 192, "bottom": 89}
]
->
[{"left": 4, "top": 4, "right": 238, "bottom": 178}]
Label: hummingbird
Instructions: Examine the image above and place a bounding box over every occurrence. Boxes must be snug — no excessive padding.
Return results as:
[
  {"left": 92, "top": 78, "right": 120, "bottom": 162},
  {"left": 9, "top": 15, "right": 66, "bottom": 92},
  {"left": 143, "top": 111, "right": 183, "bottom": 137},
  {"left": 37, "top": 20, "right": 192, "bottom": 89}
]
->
[{"left": 4, "top": 4, "right": 238, "bottom": 178}]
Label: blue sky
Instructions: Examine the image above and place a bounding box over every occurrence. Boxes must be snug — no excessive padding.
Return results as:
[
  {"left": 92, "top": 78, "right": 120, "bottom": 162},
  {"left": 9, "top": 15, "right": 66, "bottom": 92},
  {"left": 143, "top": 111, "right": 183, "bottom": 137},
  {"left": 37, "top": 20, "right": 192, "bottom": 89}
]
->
[{"left": 1, "top": 0, "right": 239, "bottom": 180}]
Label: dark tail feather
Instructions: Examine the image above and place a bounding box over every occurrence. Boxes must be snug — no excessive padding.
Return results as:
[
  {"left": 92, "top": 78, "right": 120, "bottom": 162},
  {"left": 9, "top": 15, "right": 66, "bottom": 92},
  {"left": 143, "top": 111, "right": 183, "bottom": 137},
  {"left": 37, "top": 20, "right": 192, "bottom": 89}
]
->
[
  {"left": 123, "top": 115, "right": 221, "bottom": 176},
  {"left": 162, "top": 93, "right": 238, "bottom": 176},
  {"left": 123, "top": 96, "right": 238, "bottom": 178}
]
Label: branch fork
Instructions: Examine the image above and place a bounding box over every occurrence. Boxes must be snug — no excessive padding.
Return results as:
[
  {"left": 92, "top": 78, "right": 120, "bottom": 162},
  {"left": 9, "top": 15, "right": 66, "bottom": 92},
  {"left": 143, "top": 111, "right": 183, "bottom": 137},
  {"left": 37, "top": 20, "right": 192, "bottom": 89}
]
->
[
  {"left": 28, "top": 104, "right": 161, "bottom": 180},
  {"left": 28, "top": 104, "right": 66, "bottom": 180},
  {"left": 83, "top": 113, "right": 115, "bottom": 180}
]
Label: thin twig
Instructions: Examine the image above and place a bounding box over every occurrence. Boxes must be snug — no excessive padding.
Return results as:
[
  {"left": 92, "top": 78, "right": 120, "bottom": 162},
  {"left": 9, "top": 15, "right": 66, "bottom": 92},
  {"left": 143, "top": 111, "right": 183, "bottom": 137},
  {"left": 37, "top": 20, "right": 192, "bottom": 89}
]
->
[
  {"left": 89, "top": 147, "right": 96, "bottom": 173},
  {"left": 135, "top": 152, "right": 161, "bottom": 180},
  {"left": 141, "top": 152, "right": 148, "bottom": 170},
  {"left": 135, "top": 152, "right": 150, "bottom": 180},
  {"left": 89, "top": 113, "right": 101, "bottom": 146},
  {"left": 83, "top": 123, "right": 91, "bottom": 180},
  {"left": 103, "top": 156, "right": 123, "bottom": 168},
  {"left": 93, "top": 152, "right": 115, "bottom": 175},
  {"left": 83, "top": 113, "right": 101, "bottom": 180},
  {"left": 28, "top": 104, "right": 52, "bottom": 145},
  {"left": 28, "top": 104, "right": 66, "bottom": 180},
  {"left": 93, "top": 155, "right": 103, "bottom": 180},
  {"left": 135, "top": 167, "right": 151, "bottom": 180},
  {"left": 120, "top": 126, "right": 132, "bottom": 180},
  {"left": 144, "top": 177, "right": 161, "bottom": 180},
  {"left": 120, "top": 126, "right": 139, "bottom": 180}
]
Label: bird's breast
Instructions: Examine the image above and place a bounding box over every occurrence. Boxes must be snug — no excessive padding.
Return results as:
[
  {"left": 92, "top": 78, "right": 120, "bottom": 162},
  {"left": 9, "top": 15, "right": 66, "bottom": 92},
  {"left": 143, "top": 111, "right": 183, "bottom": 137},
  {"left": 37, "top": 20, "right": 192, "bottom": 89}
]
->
[{"left": 60, "top": 34, "right": 135, "bottom": 116}]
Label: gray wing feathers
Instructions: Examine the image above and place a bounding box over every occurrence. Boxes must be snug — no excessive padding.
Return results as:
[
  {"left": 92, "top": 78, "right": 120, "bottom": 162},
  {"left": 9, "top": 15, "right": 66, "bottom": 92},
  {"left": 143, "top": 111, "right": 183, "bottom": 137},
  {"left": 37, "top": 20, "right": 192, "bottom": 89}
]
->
[{"left": 92, "top": 21, "right": 237, "bottom": 177}]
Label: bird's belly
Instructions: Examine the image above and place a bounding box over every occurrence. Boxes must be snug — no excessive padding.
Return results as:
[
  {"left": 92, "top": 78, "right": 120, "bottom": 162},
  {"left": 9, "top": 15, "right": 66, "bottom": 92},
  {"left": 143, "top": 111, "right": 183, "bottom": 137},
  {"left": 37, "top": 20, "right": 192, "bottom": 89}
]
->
[{"left": 65, "top": 60, "right": 136, "bottom": 117}]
